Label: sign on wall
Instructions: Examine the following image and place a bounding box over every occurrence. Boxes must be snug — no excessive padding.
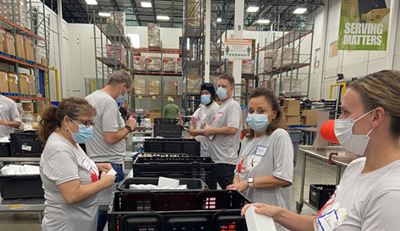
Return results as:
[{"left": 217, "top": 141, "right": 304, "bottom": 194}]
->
[
  {"left": 224, "top": 39, "right": 253, "bottom": 60},
  {"left": 338, "top": 0, "right": 391, "bottom": 50}
]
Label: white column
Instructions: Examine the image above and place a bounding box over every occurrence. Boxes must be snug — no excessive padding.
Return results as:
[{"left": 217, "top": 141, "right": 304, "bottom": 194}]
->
[
  {"left": 319, "top": 0, "right": 330, "bottom": 99},
  {"left": 57, "top": 0, "right": 64, "bottom": 98},
  {"left": 386, "top": 0, "right": 399, "bottom": 69},
  {"left": 233, "top": 0, "right": 244, "bottom": 96},
  {"left": 204, "top": 0, "right": 211, "bottom": 82}
]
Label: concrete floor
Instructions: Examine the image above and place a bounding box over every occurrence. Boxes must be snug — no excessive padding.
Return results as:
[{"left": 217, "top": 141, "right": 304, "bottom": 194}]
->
[{"left": 0, "top": 152, "right": 340, "bottom": 230}]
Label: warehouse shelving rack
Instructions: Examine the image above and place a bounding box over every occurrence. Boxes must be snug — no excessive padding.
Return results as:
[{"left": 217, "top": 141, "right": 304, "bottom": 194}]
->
[
  {"left": 0, "top": 0, "right": 50, "bottom": 107},
  {"left": 132, "top": 47, "right": 183, "bottom": 115},
  {"left": 256, "top": 21, "right": 314, "bottom": 98}
]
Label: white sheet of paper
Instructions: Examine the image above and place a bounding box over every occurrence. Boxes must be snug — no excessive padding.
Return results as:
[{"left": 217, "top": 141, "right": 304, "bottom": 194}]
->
[
  {"left": 245, "top": 205, "right": 277, "bottom": 231},
  {"left": 0, "top": 136, "right": 10, "bottom": 143},
  {"left": 107, "top": 168, "right": 117, "bottom": 176},
  {"left": 158, "top": 176, "right": 179, "bottom": 188}
]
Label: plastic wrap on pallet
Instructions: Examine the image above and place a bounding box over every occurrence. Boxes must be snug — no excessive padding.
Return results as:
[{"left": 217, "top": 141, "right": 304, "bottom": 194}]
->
[
  {"left": 106, "top": 11, "right": 125, "bottom": 35},
  {"left": 146, "top": 57, "right": 162, "bottom": 72},
  {"left": 106, "top": 44, "right": 127, "bottom": 67},
  {"left": 275, "top": 48, "right": 299, "bottom": 67},
  {"left": 187, "top": 0, "right": 201, "bottom": 27},
  {"left": 162, "top": 57, "right": 175, "bottom": 72},
  {"left": 164, "top": 79, "right": 178, "bottom": 95},
  {"left": 0, "top": 29, "right": 5, "bottom": 53},
  {"left": 148, "top": 80, "right": 160, "bottom": 95},
  {"left": 242, "top": 60, "right": 254, "bottom": 74},
  {"left": 185, "top": 69, "right": 201, "bottom": 95},
  {"left": 133, "top": 79, "right": 146, "bottom": 95},
  {"left": 0, "top": 0, "right": 28, "bottom": 27},
  {"left": 147, "top": 23, "right": 161, "bottom": 48},
  {"left": 175, "top": 58, "right": 182, "bottom": 73},
  {"left": 133, "top": 56, "right": 146, "bottom": 71},
  {"left": 281, "top": 77, "right": 301, "bottom": 95}
]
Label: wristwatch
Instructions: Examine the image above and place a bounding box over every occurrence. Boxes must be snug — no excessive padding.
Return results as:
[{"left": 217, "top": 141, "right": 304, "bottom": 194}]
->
[
  {"left": 124, "top": 125, "right": 133, "bottom": 133},
  {"left": 247, "top": 178, "right": 254, "bottom": 188}
]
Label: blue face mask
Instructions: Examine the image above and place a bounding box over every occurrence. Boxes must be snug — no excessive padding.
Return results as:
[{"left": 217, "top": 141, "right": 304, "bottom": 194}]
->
[
  {"left": 217, "top": 87, "right": 228, "bottom": 100},
  {"left": 246, "top": 113, "right": 269, "bottom": 132},
  {"left": 70, "top": 120, "right": 94, "bottom": 144},
  {"left": 116, "top": 94, "right": 126, "bottom": 106},
  {"left": 201, "top": 95, "right": 212, "bottom": 105}
]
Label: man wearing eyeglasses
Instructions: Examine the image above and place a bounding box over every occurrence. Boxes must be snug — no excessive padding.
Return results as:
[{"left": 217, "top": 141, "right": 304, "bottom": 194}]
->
[{"left": 85, "top": 70, "right": 136, "bottom": 231}]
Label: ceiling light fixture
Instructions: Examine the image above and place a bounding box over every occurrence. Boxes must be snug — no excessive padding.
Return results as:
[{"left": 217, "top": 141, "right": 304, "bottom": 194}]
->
[
  {"left": 217, "top": 18, "right": 222, "bottom": 23},
  {"left": 85, "top": 0, "right": 98, "bottom": 5},
  {"left": 246, "top": 6, "right": 259, "bottom": 13},
  {"left": 293, "top": 7, "right": 307, "bottom": 14},
  {"left": 157, "top": 15, "right": 170, "bottom": 21},
  {"left": 98, "top": 12, "right": 111, "bottom": 17},
  {"left": 141, "top": 2, "right": 152, "bottom": 8},
  {"left": 256, "top": 19, "right": 270, "bottom": 24}
]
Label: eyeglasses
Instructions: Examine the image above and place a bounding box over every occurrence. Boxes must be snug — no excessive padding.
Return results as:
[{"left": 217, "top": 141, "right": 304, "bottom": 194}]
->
[{"left": 72, "top": 119, "right": 95, "bottom": 127}]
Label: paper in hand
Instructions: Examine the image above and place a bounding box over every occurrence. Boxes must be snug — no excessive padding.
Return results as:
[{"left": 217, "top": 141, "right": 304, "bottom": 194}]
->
[
  {"left": 106, "top": 168, "right": 117, "bottom": 176},
  {"left": 245, "top": 205, "right": 277, "bottom": 231}
]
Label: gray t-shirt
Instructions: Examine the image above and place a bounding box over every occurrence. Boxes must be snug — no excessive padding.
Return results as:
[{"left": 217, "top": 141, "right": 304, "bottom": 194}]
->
[
  {"left": 314, "top": 157, "right": 400, "bottom": 231},
  {"left": 0, "top": 95, "right": 21, "bottom": 137},
  {"left": 192, "top": 101, "right": 219, "bottom": 157},
  {"left": 209, "top": 98, "right": 241, "bottom": 164},
  {"left": 237, "top": 129, "right": 293, "bottom": 231},
  {"left": 85, "top": 90, "right": 126, "bottom": 164},
  {"left": 40, "top": 133, "right": 99, "bottom": 231}
]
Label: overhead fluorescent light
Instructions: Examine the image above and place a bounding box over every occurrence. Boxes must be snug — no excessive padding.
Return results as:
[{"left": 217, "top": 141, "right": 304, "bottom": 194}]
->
[
  {"left": 85, "top": 0, "right": 98, "bottom": 5},
  {"left": 141, "top": 2, "right": 152, "bottom": 8},
  {"left": 246, "top": 6, "right": 259, "bottom": 13},
  {"left": 293, "top": 7, "right": 307, "bottom": 14},
  {"left": 98, "top": 12, "right": 111, "bottom": 17},
  {"left": 157, "top": 15, "right": 170, "bottom": 21},
  {"left": 256, "top": 19, "right": 270, "bottom": 24},
  {"left": 217, "top": 18, "right": 222, "bottom": 23}
]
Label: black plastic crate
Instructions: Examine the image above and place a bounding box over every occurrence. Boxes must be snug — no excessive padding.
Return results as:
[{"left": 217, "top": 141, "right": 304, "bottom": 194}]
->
[
  {"left": 154, "top": 118, "right": 178, "bottom": 125},
  {"left": 10, "top": 132, "right": 43, "bottom": 157},
  {"left": 117, "top": 177, "right": 207, "bottom": 191},
  {"left": 132, "top": 154, "right": 217, "bottom": 189},
  {"left": 309, "top": 184, "right": 336, "bottom": 209},
  {"left": 144, "top": 138, "right": 201, "bottom": 156},
  {"left": 0, "top": 174, "right": 44, "bottom": 199},
  {"left": 0, "top": 142, "right": 10, "bottom": 157},
  {"left": 108, "top": 190, "right": 250, "bottom": 231},
  {"left": 153, "top": 124, "right": 182, "bottom": 138}
]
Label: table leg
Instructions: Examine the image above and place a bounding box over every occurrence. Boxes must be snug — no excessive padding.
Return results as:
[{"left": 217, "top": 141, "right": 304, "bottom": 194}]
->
[{"left": 296, "top": 151, "right": 307, "bottom": 213}]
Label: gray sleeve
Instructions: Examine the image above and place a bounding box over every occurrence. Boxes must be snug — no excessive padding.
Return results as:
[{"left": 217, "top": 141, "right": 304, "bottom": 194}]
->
[
  {"left": 43, "top": 151, "right": 79, "bottom": 185},
  {"left": 272, "top": 130, "right": 294, "bottom": 183},
  {"left": 102, "top": 101, "right": 120, "bottom": 132},
  {"left": 361, "top": 190, "right": 400, "bottom": 230},
  {"left": 226, "top": 103, "right": 241, "bottom": 129},
  {"left": 10, "top": 101, "right": 21, "bottom": 122}
]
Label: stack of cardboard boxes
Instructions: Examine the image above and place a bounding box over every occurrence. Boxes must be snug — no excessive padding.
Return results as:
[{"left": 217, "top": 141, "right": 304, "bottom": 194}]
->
[
  {"left": 0, "top": 71, "right": 36, "bottom": 95},
  {"left": 0, "top": 29, "right": 35, "bottom": 61},
  {"left": 283, "top": 100, "right": 301, "bottom": 125}
]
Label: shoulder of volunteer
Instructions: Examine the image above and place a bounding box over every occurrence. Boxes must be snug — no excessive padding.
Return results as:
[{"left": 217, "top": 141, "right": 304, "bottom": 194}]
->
[{"left": 270, "top": 128, "right": 290, "bottom": 139}]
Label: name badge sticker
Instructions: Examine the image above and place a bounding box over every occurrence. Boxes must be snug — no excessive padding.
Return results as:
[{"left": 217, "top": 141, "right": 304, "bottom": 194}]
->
[{"left": 254, "top": 145, "right": 268, "bottom": 157}]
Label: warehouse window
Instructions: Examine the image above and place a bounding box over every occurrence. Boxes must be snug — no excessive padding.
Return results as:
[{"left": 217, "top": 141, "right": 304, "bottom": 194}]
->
[{"left": 127, "top": 34, "right": 140, "bottom": 48}]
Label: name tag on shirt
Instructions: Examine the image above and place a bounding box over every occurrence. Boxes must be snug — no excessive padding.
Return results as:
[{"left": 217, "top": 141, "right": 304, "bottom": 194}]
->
[
  {"left": 254, "top": 145, "right": 268, "bottom": 157},
  {"left": 316, "top": 209, "right": 339, "bottom": 231}
]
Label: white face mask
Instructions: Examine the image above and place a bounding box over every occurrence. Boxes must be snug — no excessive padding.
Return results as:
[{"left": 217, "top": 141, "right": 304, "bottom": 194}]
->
[{"left": 334, "top": 110, "right": 374, "bottom": 156}]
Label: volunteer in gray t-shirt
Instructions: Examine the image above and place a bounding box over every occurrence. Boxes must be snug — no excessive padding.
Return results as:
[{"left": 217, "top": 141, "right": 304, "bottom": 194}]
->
[
  {"left": 227, "top": 88, "right": 293, "bottom": 231},
  {"left": 85, "top": 70, "right": 136, "bottom": 231},
  {"left": 39, "top": 97, "right": 115, "bottom": 231},
  {"left": 0, "top": 94, "right": 21, "bottom": 137},
  {"left": 241, "top": 70, "right": 400, "bottom": 231},
  {"left": 203, "top": 75, "right": 242, "bottom": 189}
]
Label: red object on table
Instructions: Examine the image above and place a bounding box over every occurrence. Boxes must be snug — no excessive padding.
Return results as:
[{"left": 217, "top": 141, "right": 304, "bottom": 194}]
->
[{"left": 320, "top": 120, "right": 340, "bottom": 144}]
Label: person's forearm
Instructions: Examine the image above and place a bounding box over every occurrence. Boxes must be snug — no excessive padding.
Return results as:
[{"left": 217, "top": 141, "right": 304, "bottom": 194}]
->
[
  {"left": 210, "top": 127, "right": 238, "bottom": 136},
  {"left": 233, "top": 175, "right": 240, "bottom": 184},
  {"left": 4, "top": 121, "right": 21, "bottom": 129},
  {"left": 60, "top": 180, "right": 109, "bottom": 204},
  {"left": 103, "top": 127, "right": 130, "bottom": 144},
  {"left": 253, "top": 176, "right": 291, "bottom": 189},
  {"left": 274, "top": 210, "right": 315, "bottom": 231}
]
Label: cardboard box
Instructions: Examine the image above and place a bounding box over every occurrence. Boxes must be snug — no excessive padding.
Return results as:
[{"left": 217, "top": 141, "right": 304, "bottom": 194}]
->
[
  {"left": 4, "top": 32, "right": 15, "bottom": 56},
  {"left": 15, "top": 34, "right": 25, "bottom": 59},
  {"left": 283, "top": 100, "right": 300, "bottom": 115},
  {"left": 162, "top": 57, "right": 175, "bottom": 72},
  {"left": 146, "top": 57, "right": 162, "bottom": 72},
  {"left": 164, "top": 79, "right": 178, "bottom": 95},
  {"left": 133, "top": 56, "right": 146, "bottom": 71},
  {"left": 175, "top": 58, "right": 182, "bottom": 73},
  {"left": 149, "top": 111, "right": 162, "bottom": 123},
  {"left": 19, "top": 74, "right": 29, "bottom": 95},
  {"left": 133, "top": 79, "right": 146, "bottom": 95},
  {"left": 0, "top": 29, "right": 5, "bottom": 53},
  {"left": 302, "top": 109, "right": 319, "bottom": 126},
  {"left": 27, "top": 74, "right": 36, "bottom": 95},
  {"left": 285, "top": 115, "right": 301, "bottom": 125},
  {"left": 24, "top": 37, "right": 34, "bottom": 61},
  {"left": 148, "top": 80, "right": 160, "bottom": 95},
  {"left": 242, "top": 60, "right": 254, "bottom": 74},
  {"left": 0, "top": 71, "right": 9, "bottom": 93},
  {"left": 7, "top": 73, "right": 18, "bottom": 94}
]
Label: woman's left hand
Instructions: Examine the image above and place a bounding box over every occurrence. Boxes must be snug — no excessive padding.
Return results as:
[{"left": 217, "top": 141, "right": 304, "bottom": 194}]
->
[
  {"left": 97, "top": 163, "right": 113, "bottom": 172},
  {"left": 226, "top": 181, "right": 248, "bottom": 193}
]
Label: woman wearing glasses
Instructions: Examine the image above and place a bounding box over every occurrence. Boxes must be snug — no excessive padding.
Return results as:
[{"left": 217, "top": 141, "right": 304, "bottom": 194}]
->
[{"left": 38, "top": 97, "right": 115, "bottom": 231}]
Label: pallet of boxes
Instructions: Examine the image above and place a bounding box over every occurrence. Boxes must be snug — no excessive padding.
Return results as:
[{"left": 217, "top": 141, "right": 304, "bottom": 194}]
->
[{"left": 283, "top": 99, "right": 301, "bottom": 126}]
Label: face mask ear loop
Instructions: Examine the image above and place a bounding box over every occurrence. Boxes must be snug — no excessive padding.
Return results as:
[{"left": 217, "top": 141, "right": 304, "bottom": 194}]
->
[
  {"left": 354, "top": 110, "right": 374, "bottom": 123},
  {"left": 366, "top": 128, "right": 374, "bottom": 137}
]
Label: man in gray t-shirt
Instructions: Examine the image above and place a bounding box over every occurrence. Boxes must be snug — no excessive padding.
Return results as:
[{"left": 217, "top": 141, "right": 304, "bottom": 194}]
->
[
  {"left": 0, "top": 95, "right": 21, "bottom": 138},
  {"left": 85, "top": 70, "right": 136, "bottom": 231},
  {"left": 203, "top": 75, "right": 242, "bottom": 189}
]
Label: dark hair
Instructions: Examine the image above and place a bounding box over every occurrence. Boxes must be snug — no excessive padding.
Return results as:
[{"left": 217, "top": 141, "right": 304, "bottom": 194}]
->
[
  {"left": 218, "top": 74, "right": 235, "bottom": 86},
  {"left": 247, "top": 87, "right": 286, "bottom": 138},
  {"left": 201, "top": 82, "right": 216, "bottom": 100},
  {"left": 348, "top": 70, "right": 400, "bottom": 138},
  {"left": 107, "top": 70, "right": 133, "bottom": 89},
  {"left": 38, "top": 97, "right": 96, "bottom": 142}
]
